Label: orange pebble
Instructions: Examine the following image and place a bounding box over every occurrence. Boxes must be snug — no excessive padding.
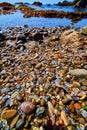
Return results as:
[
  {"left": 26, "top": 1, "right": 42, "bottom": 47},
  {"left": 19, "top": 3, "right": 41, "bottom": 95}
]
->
[
  {"left": 74, "top": 103, "right": 81, "bottom": 110},
  {"left": 59, "top": 119, "right": 64, "bottom": 125}
]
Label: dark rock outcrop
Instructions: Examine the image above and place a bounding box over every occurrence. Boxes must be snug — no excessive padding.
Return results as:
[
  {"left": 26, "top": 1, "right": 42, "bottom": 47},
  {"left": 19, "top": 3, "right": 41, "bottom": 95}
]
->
[
  {"left": 32, "top": 2, "right": 42, "bottom": 6},
  {"left": 73, "top": 0, "right": 87, "bottom": 8}
]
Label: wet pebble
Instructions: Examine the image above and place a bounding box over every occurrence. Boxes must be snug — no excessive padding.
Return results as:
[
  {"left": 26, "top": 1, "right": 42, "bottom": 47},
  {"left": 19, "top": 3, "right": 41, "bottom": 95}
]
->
[
  {"left": 20, "top": 101, "right": 35, "bottom": 114},
  {"left": 16, "top": 119, "right": 25, "bottom": 129},
  {"left": 36, "top": 107, "right": 45, "bottom": 118}
]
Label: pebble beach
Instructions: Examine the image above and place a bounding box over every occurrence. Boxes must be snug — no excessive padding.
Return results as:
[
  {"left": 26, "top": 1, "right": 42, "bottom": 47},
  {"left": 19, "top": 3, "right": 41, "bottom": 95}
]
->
[{"left": 0, "top": 25, "right": 87, "bottom": 130}]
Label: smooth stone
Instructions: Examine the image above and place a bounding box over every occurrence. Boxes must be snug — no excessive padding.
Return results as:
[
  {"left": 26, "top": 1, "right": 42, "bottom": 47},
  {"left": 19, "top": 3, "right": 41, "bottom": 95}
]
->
[
  {"left": 31, "top": 126, "right": 40, "bottom": 130},
  {"left": 16, "top": 40, "right": 24, "bottom": 45},
  {"left": 36, "top": 63, "right": 42, "bottom": 69},
  {"left": 0, "top": 32, "right": 6, "bottom": 42},
  {"left": 60, "top": 29, "right": 82, "bottom": 48},
  {"left": 1, "top": 70, "right": 6, "bottom": 74},
  {"left": 72, "top": 81, "right": 80, "bottom": 87},
  {"left": 17, "top": 44, "right": 26, "bottom": 51},
  {"left": 74, "top": 103, "right": 81, "bottom": 110},
  {"left": 84, "top": 65, "right": 87, "bottom": 70},
  {"left": 80, "top": 109, "right": 87, "bottom": 118},
  {"left": 33, "top": 32, "right": 43, "bottom": 41},
  {"left": 17, "top": 34, "right": 26, "bottom": 42},
  {"left": 20, "top": 101, "right": 35, "bottom": 114},
  {"left": 1, "top": 109, "right": 17, "bottom": 119},
  {"left": 16, "top": 119, "right": 25, "bottom": 129},
  {"left": 0, "top": 42, "right": 4, "bottom": 47},
  {"left": 36, "top": 107, "right": 45, "bottom": 118},
  {"left": 81, "top": 26, "right": 87, "bottom": 35},
  {"left": 69, "top": 69, "right": 87, "bottom": 77},
  {"left": 61, "top": 111, "right": 69, "bottom": 126},
  {"left": 10, "top": 115, "right": 19, "bottom": 129}
]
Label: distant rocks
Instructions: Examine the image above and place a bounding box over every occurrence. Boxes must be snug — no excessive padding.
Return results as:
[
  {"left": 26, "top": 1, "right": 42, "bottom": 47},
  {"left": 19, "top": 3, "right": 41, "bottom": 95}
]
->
[
  {"left": 33, "top": 1, "right": 42, "bottom": 6},
  {"left": 0, "top": 2, "right": 15, "bottom": 10},
  {"left": 57, "top": 1, "right": 72, "bottom": 6},
  {"left": 73, "top": 0, "right": 87, "bottom": 8}
]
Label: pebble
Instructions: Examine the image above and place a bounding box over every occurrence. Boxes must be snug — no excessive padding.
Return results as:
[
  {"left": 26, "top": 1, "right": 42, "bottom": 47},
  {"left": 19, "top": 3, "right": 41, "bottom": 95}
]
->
[
  {"left": 72, "top": 81, "right": 80, "bottom": 87},
  {"left": 74, "top": 103, "right": 81, "bottom": 110},
  {"left": 20, "top": 101, "right": 35, "bottom": 114},
  {"left": 80, "top": 109, "right": 87, "bottom": 118},
  {"left": 17, "top": 34, "right": 26, "bottom": 42},
  {"left": 0, "top": 26, "right": 87, "bottom": 129},
  {"left": 36, "top": 63, "right": 42, "bottom": 69},
  {"left": 81, "top": 26, "right": 87, "bottom": 35},
  {"left": 36, "top": 107, "right": 45, "bottom": 118},
  {"left": 1, "top": 109, "right": 17, "bottom": 119},
  {"left": 61, "top": 110, "right": 69, "bottom": 126},
  {"left": 16, "top": 119, "right": 25, "bottom": 129},
  {"left": 69, "top": 69, "right": 87, "bottom": 77},
  {"left": 10, "top": 115, "right": 19, "bottom": 128}
]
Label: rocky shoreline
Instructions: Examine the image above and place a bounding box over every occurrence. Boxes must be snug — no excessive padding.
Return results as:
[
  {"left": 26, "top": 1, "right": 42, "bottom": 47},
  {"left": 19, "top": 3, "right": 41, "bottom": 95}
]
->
[
  {"left": 0, "top": 2, "right": 87, "bottom": 23},
  {"left": 0, "top": 25, "right": 87, "bottom": 130}
]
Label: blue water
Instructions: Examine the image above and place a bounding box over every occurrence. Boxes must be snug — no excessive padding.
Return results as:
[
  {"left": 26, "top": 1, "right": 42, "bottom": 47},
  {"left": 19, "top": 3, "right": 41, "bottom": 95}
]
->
[
  {"left": 0, "top": 0, "right": 72, "bottom": 4},
  {"left": 0, "top": 0, "right": 87, "bottom": 29}
]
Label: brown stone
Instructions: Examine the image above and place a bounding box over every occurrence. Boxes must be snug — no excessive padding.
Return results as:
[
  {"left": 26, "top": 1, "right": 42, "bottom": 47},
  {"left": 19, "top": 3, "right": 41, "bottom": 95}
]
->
[
  {"left": 60, "top": 29, "right": 82, "bottom": 48},
  {"left": 74, "top": 103, "right": 81, "bottom": 110},
  {"left": 36, "top": 63, "right": 42, "bottom": 69},
  {"left": 10, "top": 115, "right": 19, "bottom": 128},
  {"left": 54, "top": 54, "right": 59, "bottom": 59},
  {"left": 1, "top": 109, "right": 17, "bottom": 119},
  {"left": 72, "top": 81, "right": 80, "bottom": 87}
]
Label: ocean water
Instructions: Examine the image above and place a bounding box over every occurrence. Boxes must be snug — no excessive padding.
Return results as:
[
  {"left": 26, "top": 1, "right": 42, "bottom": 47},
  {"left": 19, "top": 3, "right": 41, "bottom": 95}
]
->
[
  {"left": 0, "top": 0, "right": 72, "bottom": 4},
  {"left": 0, "top": 0, "right": 87, "bottom": 29}
]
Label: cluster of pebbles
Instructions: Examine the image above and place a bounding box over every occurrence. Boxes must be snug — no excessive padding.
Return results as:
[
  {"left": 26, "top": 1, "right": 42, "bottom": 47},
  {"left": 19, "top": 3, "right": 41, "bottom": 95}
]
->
[{"left": 0, "top": 25, "right": 87, "bottom": 130}]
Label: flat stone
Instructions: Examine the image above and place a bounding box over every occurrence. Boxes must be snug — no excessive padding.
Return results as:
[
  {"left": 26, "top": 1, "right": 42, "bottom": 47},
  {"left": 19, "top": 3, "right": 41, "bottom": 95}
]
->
[
  {"left": 69, "top": 69, "right": 87, "bottom": 77},
  {"left": 36, "top": 63, "right": 42, "bottom": 69},
  {"left": 10, "top": 115, "right": 19, "bottom": 128},
  {"left": 1, "top": 109, "right": 17, "bottom": 119}
]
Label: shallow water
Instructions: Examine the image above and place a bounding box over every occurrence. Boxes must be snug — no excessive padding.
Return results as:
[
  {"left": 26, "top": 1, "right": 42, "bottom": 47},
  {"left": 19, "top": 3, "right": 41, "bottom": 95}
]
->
[
  {"left": 0, "top": 0, "right": 87, "bottom": 29},
  {"left": 0, "top": 11, "right": 87, "bottom": 29}
]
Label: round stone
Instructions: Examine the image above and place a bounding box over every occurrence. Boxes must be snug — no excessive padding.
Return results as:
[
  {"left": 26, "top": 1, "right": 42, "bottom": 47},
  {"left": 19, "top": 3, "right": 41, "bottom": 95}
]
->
[{"left": 20, "top": 101, "right": 35, "bottom": 114}]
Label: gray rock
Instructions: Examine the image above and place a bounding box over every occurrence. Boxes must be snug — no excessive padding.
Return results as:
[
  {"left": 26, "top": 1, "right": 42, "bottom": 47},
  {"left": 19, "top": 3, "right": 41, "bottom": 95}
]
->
[
  {"left": 80, "top": 109, "right": 87, "bottom": 118},
  {"left": 17, "top": 44, "right": 26, "bottom": 51},
  {"left": 16, "top": 119, "right": 25, "bottom": 129},
  {"left": 0, "top": 33, "right": 6, "bottom": 42},
  {"left": 17, "top": 34, "right": 26, "bottom": 42},
  {"left": 1, "top": 70, "right": 6, "bottom": 75},
  {"left": 36, "top": 107, "right": 45, "bottom": 118},
  {"left": 0, "top": 42, "right": 4, "bottom": 47},
  {"left": 84, "top": 126, "right": 87, "bottom": 130},
  {"left": 73, "top": 0, "right": 87, "bottom": 8},
  {"left": 33, "top": 32, "right": 43, "bottom": 41},
  {"left": 84, "top": 65, "right": 87, "bottom": 70},
  {"left": 69, "top": 69, "right": 87, "bottom": 77}
]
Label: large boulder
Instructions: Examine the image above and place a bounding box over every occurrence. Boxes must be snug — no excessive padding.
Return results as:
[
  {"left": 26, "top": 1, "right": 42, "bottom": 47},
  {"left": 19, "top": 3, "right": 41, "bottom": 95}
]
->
[{"left": 60, "top": 29, "right": 82, "bottom": 48}]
